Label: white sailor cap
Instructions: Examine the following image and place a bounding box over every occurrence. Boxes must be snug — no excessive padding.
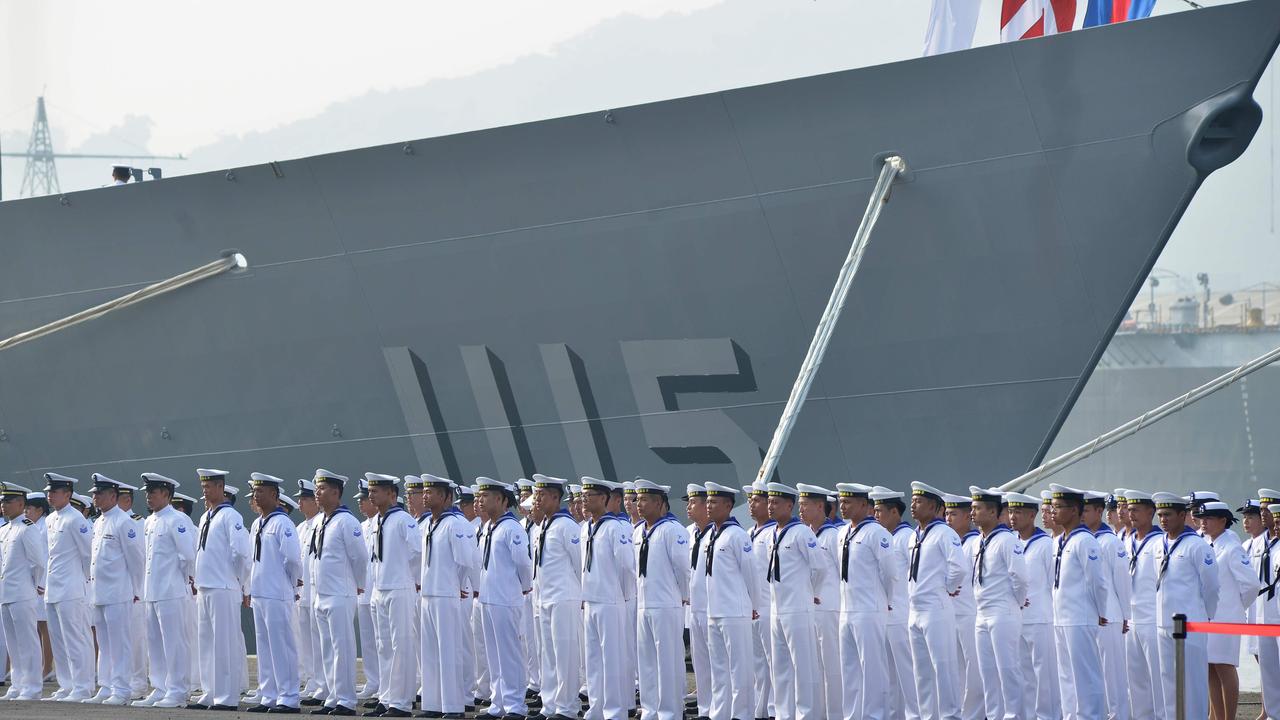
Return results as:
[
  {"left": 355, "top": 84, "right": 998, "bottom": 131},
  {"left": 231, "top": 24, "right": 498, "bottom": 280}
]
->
[
  {"left": 279, "top": 494, "right": 299, "bottom": 512},
  {"left": 515, "top": 478, "right": 536, "bottom": 490},
  {"left": 476, "top": 477, "right": 514, "bottom": 493},
  {"left": 796, "top": 483, "right": 834, "bottom": 500},
  {"left": 1083, "top": 491, "right": 1108, "bottom": 506},
  {"left": 456, "top": 485, "right": 475, "bottom": 500},
  {"left": 419, "top": 474, "right": 453, "bottom": 490},
  {"left": 942, "top": 493, "right": 972, "bottom": 508},
  {"left": 313, "top": 469, "right": 347, "bottom": 487},
  {"left": 295, "top": 479, "right": 316, "bottom": 498},
  {"left": 1124, "top": 489, "right": 1155, "bottom": 506},
  {"left": 1269, "top": 504, "right": 1280, "bottom": 515},
  {"left": 1113, "top": 488, "right": 1130, "bottom": 501},
  {"left": 404, "top": 475, "right": 424, "bottom": 490},
  {"left": 703, "top": 481, "right": 738, "bottom": 497},
  {"left": 835, "top": 483, "right": 872, "bottom": 498},
  {"left": 364, "top": 473, "right": 400, "bottom": 489},
  {"left": 354, "top": 480, "right": 370, "bottom": 500},
  {"left": 197, "top": 468, "right": 230, "bottom": 482},
  {"left": 519, "top": 495, "right": 535, "bottom": 511},
  {"left": 633, "top": 479, "right": 670, "bottom": 495},
  {"left": 70, "top": 493, "right": 91, "bottom": 509},
  {"left": 1197, "top": 501, "right": 1234, "bottom": 520},
  {"left": 26, "top": 491, "right": 46, "bottom": 502},
  {"left": 1189, "top": 490, "right": 1220, "bottom": 505},
  {"left": 90, "top": 473, "right": 122, "bottom": 493},
  {"left": 684, "top": 484, "right": 707, "bottom": 500},
  {"left": 1040, "top": 490, "right": 1054, "bottom": 502},
  {"left": 1003, "top": 492, "right": 1040, "bottom": 508},
  {"left": 623, "top": 481, "right": 636, "bottom": 494},
  {"left": 141, "top": 473, "right": 179, "bottom": 492},
  {"left": 869, "top": 486, "right": 904, "bottom": 504},
  {"left": 910, "top": 482, "right": 945, "bottom": 504},
  {"left": 766, "top": 482, "right": 799, "bottom": 500},
  {"left": 1239, "top": 498, "right": 1262, "bottom": 515},
  {"left": 172, "top": 492, "right": 196, "bottom": 505},
  {"left": 1048, "top": 484, "right": 1086, "bottom": 502},
  {"left": 223, "top": 485, "right": 241, "bottom": 498},
  {"left": 116, "top": 483, "right": 138, "bottom": 496},
  {"left": 43, "top": 472, "right": 78, "bottom": 492},
  {"left": 969, "top": 486, "right": 1004, "bottom": 504},
  {"left": 581, "top": 476, "right": 621, "bottom": 492},
  {"left": 250, "top": 473, "right": 286, "bottom": 489},
  {"left": 745, "top": 479, "right": 769, "bottom": 497},
  {"left": 1152, "top": 492, "right": 1189, "bottom": 510},
  {"left": 1258, "top": 488, "right": 1280, "bottom": 505},
  {"left": 0, "top": 482, "right": 32, "bottom": 499},
  {"left": 532, "top": 474, "right": 567, "bottom": 490}
]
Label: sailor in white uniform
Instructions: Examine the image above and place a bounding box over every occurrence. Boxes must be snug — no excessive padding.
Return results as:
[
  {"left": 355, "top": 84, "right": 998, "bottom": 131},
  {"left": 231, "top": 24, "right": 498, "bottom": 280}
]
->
[
  {"left": 940, "top": 493, "right": 982, "bottom": 720},
  {"left": 1198, "top": 501, "right": 1259, "bottom": 720},
  {"left": 82, "top": 473, "right": 145, "bottom": 705},
  {"left": 904, "top": 482, "right": 963, "bottom": 720},
  {"left": 764, "top": 482, "right": 825, "bottom": 720},
  {"left": 454, "top": 486, "right": 484, "bottom": 711},
  {"left": 796, "top": 484, "right": 840, "bottom": 720},
  {"left": 1122, "top": 490, "right": 1162, "bottom": 720},
  {"left": 129, "top": 474, "right": 198, "bottom": 708},
  {"left": 1004, "top": 491, "right": 1057, "bottom": 720},
  {"left": 1151, "top": 492, "right": 1219, "bottom": 720},
  {"left": 354, "top": 481, "right": 381, "bottom": 704},
  {"left": 621, "top": 481, "right": 642, "bottom": 714},
  {"left": 702, "top": 482, "right": 758, "bottom": 720},
  {"left": 295, "top": 480, "right": 327, "bottom": 707},
  {"left": 870, "top": 486, "right": 919, "bottom": 720},
  {"left": 307, "top": 470, "right": 368, "bottom": 715},
  {"left": 365, "top": 473, "right": 421, "bottom": 718},
  {"left": 114, "top": 483, "right": 149, "bottom": 700},
  {"left": 22, "top": 491, "right": 51, "bottom": 692},
  {"left": 743, "top": 479, "right": 775, "bottom": 720},
  {"left": 835, "top": 483, "right": 897, "bottom": 720},
  {"left": 514, "top": 477, "right": 541, "bottom": 707},
  {"left": 245, "top": 473, "right": 303, "bottom": 713},
  {"left": 1252, "top": 489, "right": 1280, "bottom": 720},
  {"left": 968, "top": 487, "right": 1027, "bottom": 720},
  {"left": 418, "top": 474, "right": 477, "bottom": 719},
  {"left": 685, "top": 484, "right": 713, "bottom": 720},
  {"left": 1079, "top": 490, "right": 1131, "bottom": 720},
  {"left": 38, "top": 473, "right": 96, "bottom": 702},
  {"left": 0, "top": 483, "right": 47, "bottom": 700},
  {"left": 530, "top": 474, "right": 582, "bottom": 720},
  {"left": 634, "top": 479, "right": 689, "bottom": 720},
  {"left": 1047, "top": 484, "right": 1108, "bottom": 720},
  {"left": 579, "top": 477, "right": 636, "bottom": 720},
  {"left": 476, "top": 478, "right": 533, "bottom": 719},
  {"left": 189, "top": 470, "right": 252, "bottom": 710},
  {"left": 466, "top": 484, "right": 492, "bottom": 709}
]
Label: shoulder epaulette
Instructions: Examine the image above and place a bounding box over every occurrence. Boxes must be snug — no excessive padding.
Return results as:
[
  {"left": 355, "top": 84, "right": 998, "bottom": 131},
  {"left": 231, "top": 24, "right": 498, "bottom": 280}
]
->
[{"left": 23, "top": 518, "right": 34, "bottom": 525}]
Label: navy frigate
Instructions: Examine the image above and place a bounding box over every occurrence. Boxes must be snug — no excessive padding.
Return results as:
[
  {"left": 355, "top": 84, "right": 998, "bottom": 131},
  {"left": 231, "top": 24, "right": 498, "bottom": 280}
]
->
[{"left": 1, "top": 0, "right": 1279, "bottom": 503}]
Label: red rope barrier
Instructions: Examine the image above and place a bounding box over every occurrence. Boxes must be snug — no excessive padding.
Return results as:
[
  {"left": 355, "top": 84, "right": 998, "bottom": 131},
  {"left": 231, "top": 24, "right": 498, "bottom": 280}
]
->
[{"left": 1185, "top": 621, "right": 1280, "bottom": 638}]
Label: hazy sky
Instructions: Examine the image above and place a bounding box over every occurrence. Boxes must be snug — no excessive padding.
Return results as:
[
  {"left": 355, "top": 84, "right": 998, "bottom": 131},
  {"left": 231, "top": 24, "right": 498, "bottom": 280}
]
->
[{"left": 1, "top": 0, "right": 1275, "bottom": 291}]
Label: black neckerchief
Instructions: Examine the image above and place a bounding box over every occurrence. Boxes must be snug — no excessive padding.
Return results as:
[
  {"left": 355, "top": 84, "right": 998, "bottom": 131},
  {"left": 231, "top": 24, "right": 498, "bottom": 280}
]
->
[
  {"left": 200, "top": 502, "right": 232, "bottom": 551},
  {"left": 535, "top": 509, "right": 573, "bottom": 579},
  {"left": 639, "top": 513, "right": 677, "bottom": 577},
  {"left": 974, "top": 524, "right": 1011, "bottom": 585},
  {"left": 1054, "top": 524, "right": 1092, "bottom": 589},
  {"left": 690, "top": 523, "right": 711, "bottom": 570},
  {"left": 909, "top": 519, "right": 944, "bottom": 582},
  {"left": 768, "top": 518, "right": 803, "bottom": 583},
  {"left": 586, "top": 514, "right": 619, "bottom": 572},
  {"left": 254, "top": 507, "right": 288, "bottom": 562},
  {"left": 373, "top": 506, "right": 406, "bottom": 562},
  {"left": 425, "top": 507, "right": 462, "bottom": 566},
  {"left": 705, "top": 517, "right": 741, "bottom": 577},
  {"left": 1260, "top": 535, "right": 1280, "bottom": 599},
  {"left": 311, "top": 506, "right": 352, "bottom": 560},
  {"left": 1157, "top": 526, "right": 1199, "bottom": 591},
  {"left": 841, "top": 517, "right": 876, "bottom": 582},
  {"left": 483, "top": 512, "right": 517, "bottom": 569},
  {"left": 1129, "top": 529, "right": 1158, "bottom": 575}
]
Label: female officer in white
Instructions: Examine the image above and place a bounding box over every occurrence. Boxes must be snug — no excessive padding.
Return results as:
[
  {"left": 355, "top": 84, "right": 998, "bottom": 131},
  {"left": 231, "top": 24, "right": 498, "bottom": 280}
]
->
[
  {"left": 1199, "top": 501, "right": 1259, "bottom": 720},
  {"left": 309, "top": 469, "right": 369, "bottom": 715},
  {"left": 634, "top": 479, "right": 689, "bottom": 720},
  {"left": 246, "top": 473, "right": 303, "bottom": 713},
  {"left": 1152, "top": 493, "right": 1219, "bottom": 720}
]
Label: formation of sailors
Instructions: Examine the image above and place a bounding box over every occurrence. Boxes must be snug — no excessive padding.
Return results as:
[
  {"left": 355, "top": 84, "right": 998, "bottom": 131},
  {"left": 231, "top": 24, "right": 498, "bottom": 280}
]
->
[{"left": 0, "top": 470, "right": 1278, "bottom": 720}]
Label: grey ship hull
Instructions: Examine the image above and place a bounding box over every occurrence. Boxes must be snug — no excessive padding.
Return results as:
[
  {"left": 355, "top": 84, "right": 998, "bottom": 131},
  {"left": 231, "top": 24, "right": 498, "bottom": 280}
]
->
[{"left": 1, "top": 1, "right": 1279, "bottom": 498}]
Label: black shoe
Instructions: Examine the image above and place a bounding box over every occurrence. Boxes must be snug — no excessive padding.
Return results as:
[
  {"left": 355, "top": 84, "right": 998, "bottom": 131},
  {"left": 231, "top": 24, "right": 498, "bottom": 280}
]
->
[
  {"left": 302, "top": 698, "right": 326, "bottom": 707},
  {"left": 212, "top": 705, "right": 240, "bottom": 711},
  {"left": 527, "top": 714, "right": 547, "bottom": 720},
  {"left": 362, "top": 700, "right": 382, "bottom": 709},
  {"left": 465, "top": 707, "right": 476, "bottom": 713},
  {"left": 417, "top": 712, "right": 441, "bottom": 719},
  {"left": 248, "top": 707, "right": 272, "bottom": 714},
  {"left": 501, "top": 715, "right": 526, "bottom": 720},
  {"left": 187, "top": 703, "right": 211, "bottom": 710},
  {"left": 628, "top": 712, "right": 637, "bottom": 719},
  {"left": 475, "top": 698, "right": 490, "bottom": 707},
  {"left": 312, "top": 707, "right": 335, "bottom": 715},
  {"left": 380, "top": 710, "right": 411, "bottom": 718},
  {"left": 441, "top": 715, "right": 466, "bottom": 719},
  {"left": 331, "top": 707, "right": 357, "bottom": 717},
  {"left": 268, "top": 707, "right": 302, "bottom": 714},
  {"left": 362, "top": 711, "right": 384, "bottom": 718}
]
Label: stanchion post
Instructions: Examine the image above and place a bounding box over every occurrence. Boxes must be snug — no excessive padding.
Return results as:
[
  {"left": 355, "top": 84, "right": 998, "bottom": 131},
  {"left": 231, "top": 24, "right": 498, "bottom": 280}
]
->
[{"left": 1173, "top": 613, "right": 1187, "bottom": 720}]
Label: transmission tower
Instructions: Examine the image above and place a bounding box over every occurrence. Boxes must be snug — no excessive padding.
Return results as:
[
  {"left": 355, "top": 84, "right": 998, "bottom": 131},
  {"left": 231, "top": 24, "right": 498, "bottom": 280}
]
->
[{"left": 19, "top": 97, "right": 59, "bottom": 197}]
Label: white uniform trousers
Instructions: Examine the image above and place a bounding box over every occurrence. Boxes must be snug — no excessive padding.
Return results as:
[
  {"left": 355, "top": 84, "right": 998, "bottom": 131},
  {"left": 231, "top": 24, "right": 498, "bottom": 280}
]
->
[
  {"left": 1019, "top": 622, "right": 1057, "bottom": 720},
  {"left": 420, "top": 594, "right": 466, "bottom": 714},
  {"left": 908, "top": 608, "right": 960, "bottom": 720},
  {"left": 91, "top": 601, "right": 134, "bottom": 700},
  {"left": 974, "top": 613, "right": 1023, "bottom": 720},
  {"left": 638, "top": 607, "right": 684, "bottom": 720},
  {"left": 129, "top": 600, "right": 148, "bottom": 696},
  {"left": 707, "top": 616, "right": 754, "bottom": 720},
  {"left": 1, "top": 599, "right": 40, "bottom": 697},
  {"left": 458, "top": 597, "right": 477, "bottom": 704},
  {"left": 954, "top": 614, "right": 982, "bottom": 720},
  {"left": 690, "top": 611, "right": 713, "bottom": 716},
  {"left": 839, "top": 611, "right": 887, "bottom": 720},
  {"left": 369, "top": 588, "right": 415, "bottom": 712},
  {"left": 1157, "top": 627, "right": 1207, "bottom": 720},
  {"left": 481, "top": 602, "right": 528, "bottom": 716},
  {"left": 315, "top": 594, "right": 358, "bottom": 710},
  {"left": 298, "top": 602, "right": 325, "bottom": 700},
  {"left": 1054, "top": 625, "right": 1103, "bottom": 720},
  {"left": 538, "top": 601, "right": 583, "bottom": 717},
  {"left": 357, "top": 602, "right": 380, "bottom": 697},
  {"left": 472, "top": 598, "right": 491, "bottom": 701},
  {"left": 1258, "top": 636, "right": 1280, "bottom": 720},
  {"left": 237, "top": 615, "right": 250, "bottom": 695},
  {"left": 195, "top": 587, "right": 243, "bottom": 707},
  {"left": 47, "top": 598, "right": 96, "bottom": 695},
  {"left": 1097, "top": 621, "right": 1129, "bottom": 720},
  {"left": 145, "top": 598, "right": 192, "bottom": 704},
  {"left": 770, "top": 610, "right": 820, "bottom": 720},
  {"left": 252, "top": 597, "right": 299, "bottom": 709},
  {"left": 751, "top": 609, "right": 774, "bottom": 719},
  {"left": 182, "top": 595, "right": 199, "bottom": 694},
  {"left": 524, "top": 595, "right": 540, "bottom": 692},
  {"left": 1124, "top": 622, "right": 1160, "bottom": 720},
  {"left": 584, "top": 601, "right": 628, "bottom": 720},
  {"left": 813, "top": 610, "right": 841, "bottom": 720},
  {"left": 886, "top": 623, "right": 921, "bottom": 720},
  {"left": 623, "top": 597, "right": 638, "bottom": 709}
]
